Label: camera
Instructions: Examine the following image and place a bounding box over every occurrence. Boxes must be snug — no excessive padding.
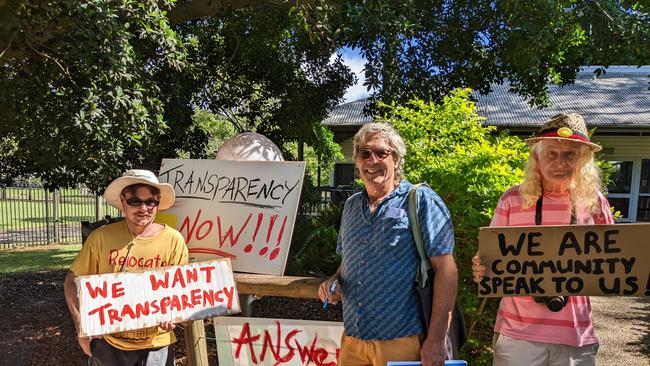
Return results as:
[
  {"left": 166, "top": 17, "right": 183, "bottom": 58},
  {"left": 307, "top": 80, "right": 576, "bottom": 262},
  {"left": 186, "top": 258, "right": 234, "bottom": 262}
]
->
[{"left": 534, "top": 296, "right": 568, "bottom": 312}]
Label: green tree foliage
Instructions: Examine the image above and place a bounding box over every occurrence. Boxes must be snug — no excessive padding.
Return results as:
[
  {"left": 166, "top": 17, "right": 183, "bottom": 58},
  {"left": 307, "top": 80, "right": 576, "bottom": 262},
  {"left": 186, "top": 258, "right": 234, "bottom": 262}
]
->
[
  {"left": 286, "top": 203, "right": 344, "bottom": 277},
  {"left": 384, "top": 89, "right": 529, "bottom": 363},
  {"left": 186, "top": 109, "right": 236, "bottom": 159},
  {"left": 1, "top": 1, "right": 353, "bottom": 190},
  {"left": 2, "top": 0, "right": 649, "bottom": 189},
  {"left": 1, "top": 0, "right": 192, "bottom": 190},
  {"left": 331, "top": 0, "right": 650, "bottom": 108}
]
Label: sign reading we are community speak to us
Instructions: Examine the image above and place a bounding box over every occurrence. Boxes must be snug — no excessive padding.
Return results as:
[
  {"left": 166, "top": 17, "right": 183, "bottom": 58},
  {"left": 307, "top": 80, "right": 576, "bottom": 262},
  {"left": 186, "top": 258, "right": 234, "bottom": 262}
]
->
[
  {"left": 157, "top": 159, "right": 305, "bottom": 276},
  {"left": 76, "top": 259, "right": 240, "bottom": 337},
  {"left": 214, "top": 317, "right": 343, "bottom": 366},
  {"left": 478, "top": 223, "right": 650, "bottom": 297}
]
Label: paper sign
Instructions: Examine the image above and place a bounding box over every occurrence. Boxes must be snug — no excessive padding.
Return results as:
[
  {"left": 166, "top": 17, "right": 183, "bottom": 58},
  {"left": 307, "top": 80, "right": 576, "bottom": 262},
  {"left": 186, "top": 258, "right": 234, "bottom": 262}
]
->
[
  {"left": 76, "top": 259, "right": 240, "bottom": 336},
  {"left": 158, "top": 159, "right": 305, "bottom": 275},
  {"left": 214, "top": 317, "right": 343, "bottom": 366},
  {"left": 478, "top": 223, "right": 650, "bottom": 297}
]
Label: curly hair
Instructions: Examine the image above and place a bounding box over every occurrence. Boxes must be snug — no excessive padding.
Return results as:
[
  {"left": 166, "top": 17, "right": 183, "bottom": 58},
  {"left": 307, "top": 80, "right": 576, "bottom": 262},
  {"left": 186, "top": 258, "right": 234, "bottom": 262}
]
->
[
  {"left": 519, "top": 140, "right": 604, "bottom": 217},
  {"left": 353, "top": 122, "right": 407, "bottom": 182}
]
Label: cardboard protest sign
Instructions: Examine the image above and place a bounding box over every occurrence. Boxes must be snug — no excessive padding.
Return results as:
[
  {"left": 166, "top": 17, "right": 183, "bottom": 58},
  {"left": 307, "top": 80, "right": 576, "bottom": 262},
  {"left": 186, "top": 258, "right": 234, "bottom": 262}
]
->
[
  {"left": 214, "top": 317, "right": 343, "bottom": 366},
  {"left": 478, "top": 223, "right": 650, "bottom": 297},
  {"left": 157, "top": 159, "right": 305, "bottom": 275},
  {"left": 76, "top": 259, "right": 240, "bottom": 337}
]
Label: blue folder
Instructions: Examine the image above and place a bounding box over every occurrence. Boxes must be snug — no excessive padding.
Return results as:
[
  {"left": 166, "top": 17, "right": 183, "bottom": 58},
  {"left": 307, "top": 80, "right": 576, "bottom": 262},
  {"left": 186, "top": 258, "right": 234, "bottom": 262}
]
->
[{"left": 387, "top": 361, "right": 468, "bottom": 366}]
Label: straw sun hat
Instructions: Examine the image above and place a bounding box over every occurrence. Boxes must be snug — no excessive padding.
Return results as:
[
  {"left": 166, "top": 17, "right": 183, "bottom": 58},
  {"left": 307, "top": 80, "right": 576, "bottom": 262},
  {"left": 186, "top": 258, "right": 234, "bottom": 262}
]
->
[
  {"left": 104, "top": 169, "right": 175, "bottom": 211},
  {"left": 525, "top": 113, "right": 602, "bottom": 152}
]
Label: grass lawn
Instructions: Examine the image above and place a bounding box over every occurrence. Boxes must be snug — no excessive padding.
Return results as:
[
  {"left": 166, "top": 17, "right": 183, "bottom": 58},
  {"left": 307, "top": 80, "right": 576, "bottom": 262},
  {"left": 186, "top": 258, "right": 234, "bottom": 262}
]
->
[{"left": 0, "top": 244, "right": 81, "bottom": 274}]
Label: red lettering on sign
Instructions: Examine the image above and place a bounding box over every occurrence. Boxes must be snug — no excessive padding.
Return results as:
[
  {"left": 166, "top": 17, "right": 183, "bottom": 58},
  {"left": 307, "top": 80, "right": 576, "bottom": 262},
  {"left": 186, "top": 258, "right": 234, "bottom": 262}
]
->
[
  {"left": 230, "top": 321, "right": 338, "bottom": 365},
  {"left": 171, "top": 268, "right": 187, "bottom": 288},
  {"left": 180, "top": 209, "right": 203, "bottom": 242},
  {"left": 149, "top": 272, "right": 170, "bottom": 291},
  {"left": 135, "top": 302, "right": 150, "bottom": 318},
  {"left": 190, "top": 289, "right": 201, "bottom": 306},
  {"left": 185, "top": 268, "right": 198, "bottom": 284},
  {"left": 85, "top": 281, "right": 108, "bottom": 299},
  {"left": 107, "top": 308, "right": 122, "bottom": 325},
  {"left": 199, "top": 265, "right": 215, "bottom": 283},
  {"left": 217, "top": 213, "right": 252, "bottom": 247},
  {"left": 111, "top": 282, "right": 125, "bottom": 299},
  {"left": 87, "top": 303, "right": 112, "bottom": 326},
  {"left": 232, "top": 322, "right": 261, "bottom": 363}
]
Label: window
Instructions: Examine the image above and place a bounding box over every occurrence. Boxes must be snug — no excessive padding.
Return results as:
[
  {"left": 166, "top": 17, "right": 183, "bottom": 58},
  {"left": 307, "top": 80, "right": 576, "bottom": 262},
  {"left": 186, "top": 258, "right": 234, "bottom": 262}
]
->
[
  {"left": 607, "top": 160, "right": 633, "bottom": 221},
  {"left": 606, "top": 158, "right": 650, "bottom": 222},
  {"left": 636, "top": 159, "right": 650, "bottom": 222}
]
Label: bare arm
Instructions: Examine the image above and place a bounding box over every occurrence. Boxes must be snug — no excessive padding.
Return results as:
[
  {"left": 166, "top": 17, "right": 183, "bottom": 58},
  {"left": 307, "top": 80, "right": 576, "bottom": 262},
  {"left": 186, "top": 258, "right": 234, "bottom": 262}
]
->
[
  {"left": 64, "top": 271, "right": 92, "bottom": 356},
  {"left": 421, "top": 254, "right": 458, "bottom": 366}
]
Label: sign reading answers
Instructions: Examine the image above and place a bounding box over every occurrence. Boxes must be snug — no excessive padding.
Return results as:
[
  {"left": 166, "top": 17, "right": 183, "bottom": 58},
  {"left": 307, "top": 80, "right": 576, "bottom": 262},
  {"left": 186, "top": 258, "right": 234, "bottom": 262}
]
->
[{"left": 478, "top": 223, "right": 650, "bottom": 297}]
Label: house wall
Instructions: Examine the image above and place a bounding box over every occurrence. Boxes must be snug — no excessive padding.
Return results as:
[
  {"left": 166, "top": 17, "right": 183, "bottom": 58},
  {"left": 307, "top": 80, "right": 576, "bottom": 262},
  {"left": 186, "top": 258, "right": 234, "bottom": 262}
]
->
[
  {"left": 338, "top": 136, "right": 355, "bottom": 163},
  {"left": 595, "top": 136, "right": 650, "bottom": 156}
]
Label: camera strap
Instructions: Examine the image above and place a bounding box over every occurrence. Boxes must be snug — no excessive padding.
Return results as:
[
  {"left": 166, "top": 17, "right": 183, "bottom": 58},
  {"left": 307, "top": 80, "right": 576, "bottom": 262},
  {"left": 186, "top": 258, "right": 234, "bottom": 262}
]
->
[{"left": 535, "top": 195, "right": 576, "bottom": 225}]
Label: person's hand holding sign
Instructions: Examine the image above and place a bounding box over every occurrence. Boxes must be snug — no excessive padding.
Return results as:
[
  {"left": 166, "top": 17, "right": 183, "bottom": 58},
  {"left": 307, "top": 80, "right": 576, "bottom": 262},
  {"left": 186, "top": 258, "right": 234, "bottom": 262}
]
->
[
  {"left": 159, "top": 321, "right": 176, "bottom": 332},
  {"left": 472, "top": 254, "right": 486, "bottom": 284}
]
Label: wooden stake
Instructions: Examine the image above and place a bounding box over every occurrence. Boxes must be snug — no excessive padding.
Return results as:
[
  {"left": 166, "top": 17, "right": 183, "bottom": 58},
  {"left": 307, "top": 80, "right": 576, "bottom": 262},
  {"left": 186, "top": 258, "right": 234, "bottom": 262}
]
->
[{"left": 184, "top": 320, "right": 208, "bottom": 366}]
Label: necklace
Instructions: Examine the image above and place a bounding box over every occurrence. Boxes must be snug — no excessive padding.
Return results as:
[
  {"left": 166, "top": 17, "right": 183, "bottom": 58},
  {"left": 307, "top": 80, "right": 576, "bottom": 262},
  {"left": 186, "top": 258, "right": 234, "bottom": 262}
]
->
[{"left": 119, "top": 221, "right": 141, "bottom": 272}]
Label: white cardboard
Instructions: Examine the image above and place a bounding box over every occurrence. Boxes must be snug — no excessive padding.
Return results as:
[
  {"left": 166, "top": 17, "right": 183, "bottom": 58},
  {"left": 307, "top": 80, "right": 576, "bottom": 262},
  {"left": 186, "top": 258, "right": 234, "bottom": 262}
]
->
[{"left": 157, "top": 159, "right": 305, "bottom": 275}]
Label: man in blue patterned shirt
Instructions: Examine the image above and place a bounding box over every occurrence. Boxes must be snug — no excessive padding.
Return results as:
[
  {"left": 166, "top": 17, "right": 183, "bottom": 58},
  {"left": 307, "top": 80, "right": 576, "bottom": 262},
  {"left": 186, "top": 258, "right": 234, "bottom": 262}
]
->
[{"left": 318, "top": 122, "right": 457, "bottom": 366}]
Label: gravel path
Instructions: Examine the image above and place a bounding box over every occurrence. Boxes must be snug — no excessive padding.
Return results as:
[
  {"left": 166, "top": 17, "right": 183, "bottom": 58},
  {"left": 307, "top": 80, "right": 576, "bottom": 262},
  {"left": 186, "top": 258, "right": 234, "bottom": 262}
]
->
[{"left": 592, "top": 296, "right": 650, "bottom": 366}]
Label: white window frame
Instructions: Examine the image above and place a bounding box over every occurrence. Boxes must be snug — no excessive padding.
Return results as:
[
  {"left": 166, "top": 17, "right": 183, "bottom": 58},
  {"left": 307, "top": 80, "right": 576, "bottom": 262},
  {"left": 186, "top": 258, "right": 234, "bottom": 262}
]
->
[{"left": 606, "top": 156, "right": 644, "bottom": 222}]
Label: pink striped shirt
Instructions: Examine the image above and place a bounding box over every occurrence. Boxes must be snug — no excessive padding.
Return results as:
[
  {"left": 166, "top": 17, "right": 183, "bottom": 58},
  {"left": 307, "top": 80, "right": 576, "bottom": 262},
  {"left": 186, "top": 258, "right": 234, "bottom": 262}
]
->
[{"left": 490, "top": 185, "right": 615, "bottom": 347}]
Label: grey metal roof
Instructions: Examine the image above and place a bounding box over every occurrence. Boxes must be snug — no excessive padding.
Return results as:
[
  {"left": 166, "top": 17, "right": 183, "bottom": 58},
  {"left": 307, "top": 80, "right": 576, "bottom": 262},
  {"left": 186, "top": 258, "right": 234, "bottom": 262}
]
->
[
  {"left": 476, "top": 67, "right": 650, "bottom": 128},
  {"left": 323, "top": 66, "right": 650, "bottom": 129},
  {"left": 323, "top": 98, "right": 373, "bottom": 126}
]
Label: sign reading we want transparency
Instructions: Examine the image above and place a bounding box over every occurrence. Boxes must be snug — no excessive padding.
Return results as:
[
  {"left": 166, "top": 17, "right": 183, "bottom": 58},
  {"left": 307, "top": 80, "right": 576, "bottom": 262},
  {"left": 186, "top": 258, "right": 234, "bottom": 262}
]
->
[
  {"left": 76, "top": 259, "right": 240, "bottom": 337},
  {"left": 478, "top": 224, "right": 650, "bottom": 297},
  {"left": 157, "top": 159, "right": 305, "bottom": 276}
]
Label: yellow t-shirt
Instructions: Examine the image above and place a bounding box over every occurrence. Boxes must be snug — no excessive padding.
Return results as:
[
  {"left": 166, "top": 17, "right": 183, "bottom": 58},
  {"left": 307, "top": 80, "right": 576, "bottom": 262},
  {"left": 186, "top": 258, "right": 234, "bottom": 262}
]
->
[{"left": 70, "top": 221, "right": 188, "bottom": 351}]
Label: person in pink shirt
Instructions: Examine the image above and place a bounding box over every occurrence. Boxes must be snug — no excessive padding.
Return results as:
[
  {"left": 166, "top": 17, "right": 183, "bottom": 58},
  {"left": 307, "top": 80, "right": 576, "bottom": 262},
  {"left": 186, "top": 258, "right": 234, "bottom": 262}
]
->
[{"left": 472, "top": 113, "right": 615, "bottom": 366}]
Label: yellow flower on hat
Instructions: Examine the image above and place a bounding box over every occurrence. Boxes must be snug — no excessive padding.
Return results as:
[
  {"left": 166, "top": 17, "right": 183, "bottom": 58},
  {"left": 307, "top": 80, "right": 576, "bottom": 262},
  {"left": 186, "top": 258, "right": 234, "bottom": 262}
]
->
[{"left": 557, "top": 127, "right": 573, "bottom": 138}]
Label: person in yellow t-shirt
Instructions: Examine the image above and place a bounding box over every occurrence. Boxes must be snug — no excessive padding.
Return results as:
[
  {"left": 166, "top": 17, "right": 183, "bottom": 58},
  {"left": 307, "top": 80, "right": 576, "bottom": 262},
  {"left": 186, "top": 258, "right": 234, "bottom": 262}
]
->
[{"left": 64, "top": 169, "right": 188, "bottom": 366}]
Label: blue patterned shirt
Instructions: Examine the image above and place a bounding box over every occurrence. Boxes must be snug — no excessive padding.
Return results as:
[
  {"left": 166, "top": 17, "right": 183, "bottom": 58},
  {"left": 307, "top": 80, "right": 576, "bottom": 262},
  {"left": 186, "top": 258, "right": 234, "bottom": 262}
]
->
[{"left": 336, "top": 179, "right": 454, "bottom": 340}]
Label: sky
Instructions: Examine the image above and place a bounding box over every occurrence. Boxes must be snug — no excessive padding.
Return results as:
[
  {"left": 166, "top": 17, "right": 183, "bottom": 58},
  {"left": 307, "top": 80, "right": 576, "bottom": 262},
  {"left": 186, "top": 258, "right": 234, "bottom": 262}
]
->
[{"left": 338, "top": 47, "right": 370, "bottom": 103}]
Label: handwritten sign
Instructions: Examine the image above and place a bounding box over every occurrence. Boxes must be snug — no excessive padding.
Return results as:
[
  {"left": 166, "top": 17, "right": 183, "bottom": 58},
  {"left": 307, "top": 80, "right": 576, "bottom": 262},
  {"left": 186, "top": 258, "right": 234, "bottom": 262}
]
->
[
  {"left": 157, "top": 159, "right": 305, "bottom": 275},
  {"left": 76, "top": 259, "right": 240, "bottom": 336},
  {"left": 478, "top": 223, "right": 650, "bottom": 297},
  {"left": 214, "top": 317, "right": 343, "bottom": 366}
]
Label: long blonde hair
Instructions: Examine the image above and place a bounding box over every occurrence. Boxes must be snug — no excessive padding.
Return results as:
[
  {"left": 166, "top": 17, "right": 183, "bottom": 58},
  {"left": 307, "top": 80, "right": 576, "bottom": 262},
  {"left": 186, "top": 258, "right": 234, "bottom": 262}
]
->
[{"left": 519, "top": 140, "right": 604, "bottom": 217}]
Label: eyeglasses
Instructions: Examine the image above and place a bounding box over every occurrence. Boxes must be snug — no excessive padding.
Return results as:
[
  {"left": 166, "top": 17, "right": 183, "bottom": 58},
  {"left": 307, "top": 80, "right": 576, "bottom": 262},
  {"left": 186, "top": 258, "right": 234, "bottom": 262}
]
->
[
  {"left": 123, "top": 197, "right": 160, "bottom": 208},
  {"left": 357, "top": 148, "right": 393, "bottom": 160}
]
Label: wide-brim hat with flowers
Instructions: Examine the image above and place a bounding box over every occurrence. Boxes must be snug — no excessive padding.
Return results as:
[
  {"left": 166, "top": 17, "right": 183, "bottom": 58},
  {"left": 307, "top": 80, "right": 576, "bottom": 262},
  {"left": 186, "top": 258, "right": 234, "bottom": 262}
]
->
[
  {"left": 524, "top": 112, "right": 602, "bottom": 152},
  {"left": 104, "top": 169, "right": 175, "bottom": 211}
]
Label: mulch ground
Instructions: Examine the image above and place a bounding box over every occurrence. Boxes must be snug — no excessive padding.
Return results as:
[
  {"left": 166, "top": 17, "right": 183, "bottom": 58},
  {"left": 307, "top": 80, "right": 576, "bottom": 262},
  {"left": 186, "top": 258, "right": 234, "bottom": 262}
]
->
[{"left": 0, "top": 270, "right": 342, "bottom": 366}]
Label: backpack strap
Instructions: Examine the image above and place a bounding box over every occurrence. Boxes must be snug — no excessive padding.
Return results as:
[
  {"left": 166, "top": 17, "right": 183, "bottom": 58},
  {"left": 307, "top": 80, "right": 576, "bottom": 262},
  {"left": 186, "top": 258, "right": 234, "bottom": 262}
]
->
[{"left": 408, "top": 183, "right": 432, "bottom": 286}]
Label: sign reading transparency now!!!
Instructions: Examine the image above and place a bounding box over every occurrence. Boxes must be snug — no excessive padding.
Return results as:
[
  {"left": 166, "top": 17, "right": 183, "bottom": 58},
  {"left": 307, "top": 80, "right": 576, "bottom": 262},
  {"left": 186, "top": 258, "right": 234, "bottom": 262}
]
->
[
  {"left": 157, "top": 159, "right": 306, "bottom": 276},
  {"left": 76, "top": 259, "right": 240, "bottom": 337},
  {"left": 478, "top": 223, "right": 650, "bottom": 297}
]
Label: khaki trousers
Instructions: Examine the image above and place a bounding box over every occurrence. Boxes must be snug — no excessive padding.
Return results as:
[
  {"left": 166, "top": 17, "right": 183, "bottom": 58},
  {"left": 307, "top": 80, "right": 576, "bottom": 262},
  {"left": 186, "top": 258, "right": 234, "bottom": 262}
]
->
[
  {"left": 493, "top": 333, "right": 598, "bottom": 366},
  {"left": 339, "top": 334, "right": 421, "bottom": 366}
]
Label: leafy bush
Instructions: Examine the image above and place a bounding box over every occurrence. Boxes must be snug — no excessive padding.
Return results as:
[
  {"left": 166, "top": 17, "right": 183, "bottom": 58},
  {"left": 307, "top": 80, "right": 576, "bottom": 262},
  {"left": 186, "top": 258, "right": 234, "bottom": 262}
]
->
[
  {"left": 285, "top": 203, "right": 344, "bottom": 277},
  {"left": 383, "top": 89, "right": 529, "bottom": 364}
]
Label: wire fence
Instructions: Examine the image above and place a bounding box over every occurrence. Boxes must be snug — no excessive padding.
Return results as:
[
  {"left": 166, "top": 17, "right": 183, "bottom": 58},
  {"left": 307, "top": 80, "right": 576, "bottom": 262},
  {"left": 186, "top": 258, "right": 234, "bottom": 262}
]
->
[{"left": 0, "top": 185, "right": 121, "bottom": 249}]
